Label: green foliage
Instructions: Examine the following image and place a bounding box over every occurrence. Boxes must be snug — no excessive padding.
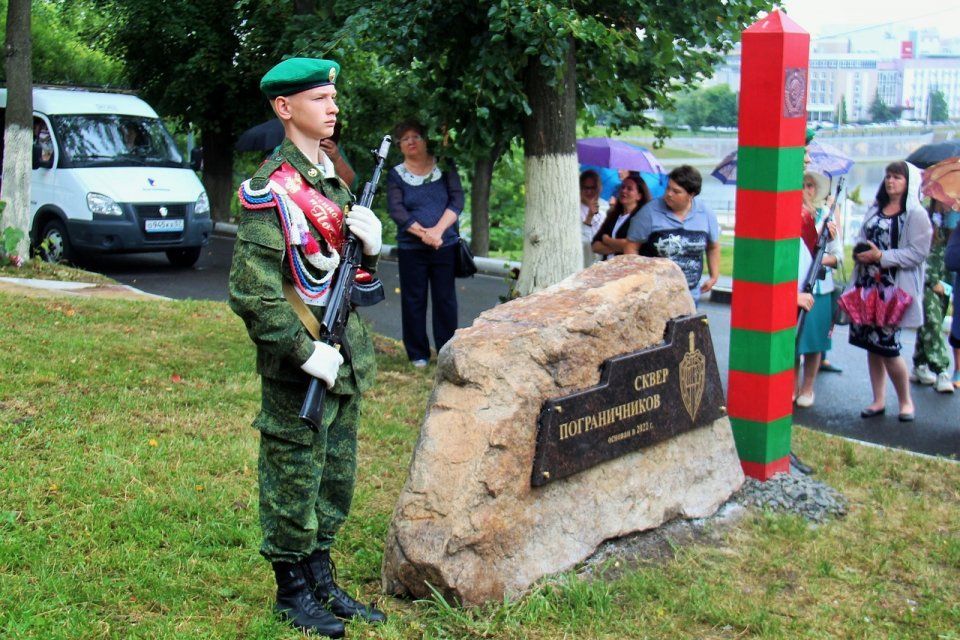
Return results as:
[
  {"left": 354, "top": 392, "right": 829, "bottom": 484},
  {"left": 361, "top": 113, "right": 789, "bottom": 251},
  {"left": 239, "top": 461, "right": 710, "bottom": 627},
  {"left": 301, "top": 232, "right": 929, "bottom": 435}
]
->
[
  {"left": 89, "top": 0, "right": 290, "bottom": 137},
  {"left": 0, "top": 0, "right": 124, "bottom": 86},
  {"left": 0, "top": 202, "right": 25, "bottom": 267},
  {"left": 930, "top": 90, "right": 949, "bottom": 123},
  {"left": 487, "top": 144, "right": 526, "bottom": 255},
  {"left": 321, "top": 0, "right": 772, "bottom": 161},
  {"left": 869, "top": 91, "right": 896, "bottom": 123},
  {"left": 669, "top": 85, "right": 738, "bottom": 131}
]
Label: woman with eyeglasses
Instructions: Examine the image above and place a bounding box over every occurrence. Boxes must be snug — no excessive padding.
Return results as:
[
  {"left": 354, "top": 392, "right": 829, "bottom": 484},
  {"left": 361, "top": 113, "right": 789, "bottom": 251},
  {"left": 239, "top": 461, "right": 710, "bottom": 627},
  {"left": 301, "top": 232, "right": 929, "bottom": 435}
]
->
[{"left": 387, "top": 120, "right": 464, "bottom": 368}]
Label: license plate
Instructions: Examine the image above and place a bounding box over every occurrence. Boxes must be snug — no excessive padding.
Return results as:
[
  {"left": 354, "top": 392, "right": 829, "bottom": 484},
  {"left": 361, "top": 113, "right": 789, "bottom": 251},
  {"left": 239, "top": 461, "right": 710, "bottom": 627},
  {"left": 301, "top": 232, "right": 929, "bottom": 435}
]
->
[{"left": 145, "top": 219, "right": 184, "bottom": 232}]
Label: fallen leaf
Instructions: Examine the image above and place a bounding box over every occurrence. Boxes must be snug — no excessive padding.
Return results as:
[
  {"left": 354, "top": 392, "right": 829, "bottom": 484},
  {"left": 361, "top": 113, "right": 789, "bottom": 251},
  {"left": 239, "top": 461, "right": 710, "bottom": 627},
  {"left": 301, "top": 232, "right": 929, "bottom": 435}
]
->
[{"left": 171, "top": 374, "right": 183, "bottom": 383}]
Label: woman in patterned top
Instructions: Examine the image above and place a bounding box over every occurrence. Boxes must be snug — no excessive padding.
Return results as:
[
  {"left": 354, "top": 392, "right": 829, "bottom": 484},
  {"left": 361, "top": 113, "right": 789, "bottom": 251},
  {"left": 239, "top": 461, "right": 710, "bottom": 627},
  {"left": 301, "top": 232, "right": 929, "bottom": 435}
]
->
[
  {"left": 848, "top": 161, "right": 932, "bottom": 422},
  {"left": 387, "top": 120, "right": 465, "bottom": 367}
]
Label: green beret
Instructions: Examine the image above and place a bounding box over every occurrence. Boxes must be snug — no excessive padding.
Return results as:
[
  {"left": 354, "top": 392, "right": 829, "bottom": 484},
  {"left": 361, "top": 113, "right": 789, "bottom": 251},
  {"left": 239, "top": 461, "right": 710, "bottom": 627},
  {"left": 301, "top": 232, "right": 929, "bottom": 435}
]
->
[
  {"left": 805, "top": 127, "right": 816, "bottom": 145},
  {"left": 260, "top": 58, "right": 340, "bottom": 98}
]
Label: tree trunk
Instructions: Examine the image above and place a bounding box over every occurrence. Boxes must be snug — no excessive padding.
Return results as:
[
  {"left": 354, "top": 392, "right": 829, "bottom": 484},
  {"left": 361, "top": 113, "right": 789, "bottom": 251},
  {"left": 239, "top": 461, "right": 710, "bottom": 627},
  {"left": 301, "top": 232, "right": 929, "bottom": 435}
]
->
[
  {"left": 1, "top": 0, "right": 32, "bottom": 259},
  {"left": 201, "top": 128, "right": 235, "bottom": 223},
  {"left": 469, "top": 149, "right": 497, "bottom": 258},
  {"left": 516, "top": 38, "right": 580, "bottom": 296}
]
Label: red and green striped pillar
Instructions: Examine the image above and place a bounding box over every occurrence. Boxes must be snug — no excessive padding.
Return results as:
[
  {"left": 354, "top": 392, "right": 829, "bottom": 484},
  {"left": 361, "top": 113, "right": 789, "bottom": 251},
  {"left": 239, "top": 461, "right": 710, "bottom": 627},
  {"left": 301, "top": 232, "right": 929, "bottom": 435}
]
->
[{"left": 728, "top": 10, "right": 810, "bottom": 480}]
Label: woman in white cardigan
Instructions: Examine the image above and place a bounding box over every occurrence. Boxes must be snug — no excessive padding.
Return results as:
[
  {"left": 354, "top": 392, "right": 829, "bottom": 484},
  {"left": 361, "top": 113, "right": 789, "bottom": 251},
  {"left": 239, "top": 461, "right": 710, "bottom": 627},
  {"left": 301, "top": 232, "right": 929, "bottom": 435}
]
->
[{"left": 849, "top": 161, "right": 932, "bottom": 422}]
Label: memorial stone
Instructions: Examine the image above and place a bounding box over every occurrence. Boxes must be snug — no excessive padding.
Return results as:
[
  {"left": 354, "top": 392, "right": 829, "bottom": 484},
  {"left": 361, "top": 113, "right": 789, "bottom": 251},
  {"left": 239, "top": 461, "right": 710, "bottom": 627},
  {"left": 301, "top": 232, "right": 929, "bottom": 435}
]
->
[{"left": 381, "top": 256, "right": 744, "bottom": 605}]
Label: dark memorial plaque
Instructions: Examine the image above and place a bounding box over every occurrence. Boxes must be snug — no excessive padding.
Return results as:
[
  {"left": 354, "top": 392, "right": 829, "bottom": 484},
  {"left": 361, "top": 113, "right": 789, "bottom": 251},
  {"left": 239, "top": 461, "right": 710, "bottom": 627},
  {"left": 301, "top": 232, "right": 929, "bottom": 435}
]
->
[{"left": 531, "top": 314, "right": 726, "bottom": 487}]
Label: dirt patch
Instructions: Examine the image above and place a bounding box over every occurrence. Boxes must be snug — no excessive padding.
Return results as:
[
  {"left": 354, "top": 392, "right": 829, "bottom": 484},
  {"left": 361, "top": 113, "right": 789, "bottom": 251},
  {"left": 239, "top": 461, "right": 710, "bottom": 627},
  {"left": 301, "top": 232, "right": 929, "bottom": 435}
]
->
[{"left": 0, "top": 279, "right": 162, "bottom": 302}]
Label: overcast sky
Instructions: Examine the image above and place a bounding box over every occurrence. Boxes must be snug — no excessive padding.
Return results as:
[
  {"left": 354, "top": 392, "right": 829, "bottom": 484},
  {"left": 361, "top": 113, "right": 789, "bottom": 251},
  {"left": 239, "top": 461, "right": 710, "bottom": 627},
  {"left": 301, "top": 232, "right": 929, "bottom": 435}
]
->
[{"left": 778, "top": 1, "right": 960, "bottom": 40}]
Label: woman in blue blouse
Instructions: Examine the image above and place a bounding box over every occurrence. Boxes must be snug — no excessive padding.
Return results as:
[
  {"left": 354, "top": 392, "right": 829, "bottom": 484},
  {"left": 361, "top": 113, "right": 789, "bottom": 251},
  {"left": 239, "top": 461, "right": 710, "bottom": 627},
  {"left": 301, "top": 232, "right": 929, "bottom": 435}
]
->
[{"left": 387, "top": 121, "right": 465, "bottom": 367}]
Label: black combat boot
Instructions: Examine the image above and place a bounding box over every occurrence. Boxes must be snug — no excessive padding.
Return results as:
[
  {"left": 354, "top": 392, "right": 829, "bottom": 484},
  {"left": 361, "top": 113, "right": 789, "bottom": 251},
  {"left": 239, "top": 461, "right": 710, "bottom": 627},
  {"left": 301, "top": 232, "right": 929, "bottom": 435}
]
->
[
  {"left": 272, "top": 561, "right": 346, "bottom": 638},
  {"left": 304, "top": 548, "right": 387, "bottom": 624}
]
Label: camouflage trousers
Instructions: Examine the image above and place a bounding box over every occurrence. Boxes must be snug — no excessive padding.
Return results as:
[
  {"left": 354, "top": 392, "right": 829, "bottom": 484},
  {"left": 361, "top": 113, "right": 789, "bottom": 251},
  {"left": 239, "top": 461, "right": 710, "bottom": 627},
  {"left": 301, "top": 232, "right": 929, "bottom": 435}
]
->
[
  {"left": 913, "top": 285, "right": 950, "bottom": 374},
  {"left": 255, "top": 377, "right": 360, "bottom": 563}
]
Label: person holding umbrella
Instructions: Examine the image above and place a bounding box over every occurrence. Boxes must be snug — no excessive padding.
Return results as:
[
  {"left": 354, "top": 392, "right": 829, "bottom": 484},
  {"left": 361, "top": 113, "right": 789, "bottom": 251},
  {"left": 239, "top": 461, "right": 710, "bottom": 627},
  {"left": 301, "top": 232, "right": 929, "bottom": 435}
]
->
[{"left": 623, "top": 165, "right": 721, "bottom": 303}]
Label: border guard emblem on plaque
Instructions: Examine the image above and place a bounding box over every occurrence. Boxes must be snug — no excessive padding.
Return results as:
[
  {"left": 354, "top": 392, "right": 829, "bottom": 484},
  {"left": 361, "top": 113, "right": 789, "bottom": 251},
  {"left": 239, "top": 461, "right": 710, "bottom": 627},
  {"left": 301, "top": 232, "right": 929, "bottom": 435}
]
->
[{"left": 680, "top": 331, "right": 705, "bottom": 422}]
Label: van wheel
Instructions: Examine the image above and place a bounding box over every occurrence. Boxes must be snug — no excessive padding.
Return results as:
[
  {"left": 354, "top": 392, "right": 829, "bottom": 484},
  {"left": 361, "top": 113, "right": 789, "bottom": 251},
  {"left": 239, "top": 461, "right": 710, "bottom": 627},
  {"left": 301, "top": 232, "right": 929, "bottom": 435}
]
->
[
  {"left": 38, "top": 220, "right": 74, "bottom": 264},
  {"left": 166, "top": 247, "right": 202, "bottom": 267}
]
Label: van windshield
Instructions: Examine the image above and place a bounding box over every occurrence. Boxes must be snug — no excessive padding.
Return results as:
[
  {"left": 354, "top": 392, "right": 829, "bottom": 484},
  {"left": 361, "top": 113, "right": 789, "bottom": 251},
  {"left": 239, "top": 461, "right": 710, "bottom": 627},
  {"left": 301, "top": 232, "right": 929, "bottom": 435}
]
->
[{"left": 50, "top": 114, "right": 185, "bottom": 169}]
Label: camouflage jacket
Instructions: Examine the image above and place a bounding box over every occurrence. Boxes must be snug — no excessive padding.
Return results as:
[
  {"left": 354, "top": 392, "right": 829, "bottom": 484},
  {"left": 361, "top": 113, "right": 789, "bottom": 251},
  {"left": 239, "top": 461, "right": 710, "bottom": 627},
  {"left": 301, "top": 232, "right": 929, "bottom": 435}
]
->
[{"left": 228, "top": 138, "right": 378, "bottom": 394}]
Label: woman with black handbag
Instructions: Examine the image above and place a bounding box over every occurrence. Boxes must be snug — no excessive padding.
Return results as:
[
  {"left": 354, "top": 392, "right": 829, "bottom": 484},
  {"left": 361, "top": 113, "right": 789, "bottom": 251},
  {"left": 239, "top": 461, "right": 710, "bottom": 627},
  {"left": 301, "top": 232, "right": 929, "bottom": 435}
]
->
[
  {"left": 387, "top": 120, "right": 465, "bottom": 367},
  {"left": 844, "top": 161, "right": 932, "bottom": 422}
]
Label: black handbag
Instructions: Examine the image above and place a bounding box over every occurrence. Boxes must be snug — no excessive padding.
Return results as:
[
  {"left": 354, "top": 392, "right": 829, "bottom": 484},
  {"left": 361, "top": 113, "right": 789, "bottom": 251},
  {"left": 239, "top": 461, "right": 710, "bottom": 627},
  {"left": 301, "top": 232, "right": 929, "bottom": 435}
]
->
[{"left": 454, "top": 237, "right": 477, "bottom": 278}]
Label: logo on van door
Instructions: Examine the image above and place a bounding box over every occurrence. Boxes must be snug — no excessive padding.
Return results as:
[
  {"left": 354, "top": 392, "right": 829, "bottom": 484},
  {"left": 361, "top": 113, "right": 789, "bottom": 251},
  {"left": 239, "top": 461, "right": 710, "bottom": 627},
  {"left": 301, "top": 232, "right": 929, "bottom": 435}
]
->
[{"left": 148, "top": 178, "right": 156, "bottom": 186}]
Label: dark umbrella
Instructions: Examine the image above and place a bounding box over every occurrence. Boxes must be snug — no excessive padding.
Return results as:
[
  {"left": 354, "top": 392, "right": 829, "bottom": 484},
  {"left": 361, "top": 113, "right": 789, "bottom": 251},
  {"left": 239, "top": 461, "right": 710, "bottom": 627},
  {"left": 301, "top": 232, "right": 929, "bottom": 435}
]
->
[
  {"left": 711, "top": 140, "right": 853, "bottom": 184},
  {"left": 905, "top": 141, "right": 960, "bottom": 169},
  {"left": 235, "top": 119, "right": 284, "bottom": 152},
  {"left": 711, "top": 150, "right": 738, "bottom": 184}
]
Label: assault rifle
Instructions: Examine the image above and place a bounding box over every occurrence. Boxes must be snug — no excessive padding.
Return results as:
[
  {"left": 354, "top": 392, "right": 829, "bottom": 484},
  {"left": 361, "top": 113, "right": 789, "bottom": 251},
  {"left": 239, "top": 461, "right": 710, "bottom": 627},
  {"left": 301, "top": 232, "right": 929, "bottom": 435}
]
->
[
  {"left": 299, "top": 135, "right": 392, "bottom": 431},
  {"left": 797, "top": 176, "right": 844, "bottom": 339}
]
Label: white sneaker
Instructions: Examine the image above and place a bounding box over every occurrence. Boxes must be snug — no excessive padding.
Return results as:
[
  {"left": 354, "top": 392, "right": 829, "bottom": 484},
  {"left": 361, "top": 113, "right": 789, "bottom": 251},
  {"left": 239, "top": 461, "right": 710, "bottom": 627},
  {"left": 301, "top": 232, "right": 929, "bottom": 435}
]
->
[
  {"left": 411, "top": 359, "right": 429, "bottom": 368},
  {"left": 910, "top": 364, "right": 936, "bottom": 385},
  {"left": 795, "top": 392, "right": 815, "bottom": 407},
  {"left": 935, "top": 371, "right": 955, "bottom": 393}
]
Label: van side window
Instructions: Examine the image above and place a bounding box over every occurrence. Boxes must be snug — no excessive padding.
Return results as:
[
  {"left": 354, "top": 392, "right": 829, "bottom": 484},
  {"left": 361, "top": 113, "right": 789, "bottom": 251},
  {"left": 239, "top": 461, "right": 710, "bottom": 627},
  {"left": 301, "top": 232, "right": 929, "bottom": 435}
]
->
[{"left": 34, "top": 117, "right": 54, "bottom": 164}]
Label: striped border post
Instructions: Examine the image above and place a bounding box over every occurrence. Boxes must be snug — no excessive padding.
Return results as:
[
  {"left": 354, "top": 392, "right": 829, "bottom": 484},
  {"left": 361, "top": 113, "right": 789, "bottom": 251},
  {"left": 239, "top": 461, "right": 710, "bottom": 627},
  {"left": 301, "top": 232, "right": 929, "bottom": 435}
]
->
[{"left": 728, "top": 10, "right": 810, "bottom": 480}]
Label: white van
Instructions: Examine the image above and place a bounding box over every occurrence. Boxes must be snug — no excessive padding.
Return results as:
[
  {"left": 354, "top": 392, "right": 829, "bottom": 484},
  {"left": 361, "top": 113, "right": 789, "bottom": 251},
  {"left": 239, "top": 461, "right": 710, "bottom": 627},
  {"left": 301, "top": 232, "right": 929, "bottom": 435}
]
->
[{"left": 0, "top": 86, "right": 212, "bottom": 266}]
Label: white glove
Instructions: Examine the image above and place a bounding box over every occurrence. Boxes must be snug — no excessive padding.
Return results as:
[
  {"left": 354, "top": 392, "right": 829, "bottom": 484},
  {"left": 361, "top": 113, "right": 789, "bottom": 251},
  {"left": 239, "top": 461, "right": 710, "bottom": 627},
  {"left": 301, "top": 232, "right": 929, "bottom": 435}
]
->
[
  {"left": 345, "top": 205, "right": 382, "bottom": 256},
  {"left": 300, "top": 341, "right": 344, "bottom": 388}
]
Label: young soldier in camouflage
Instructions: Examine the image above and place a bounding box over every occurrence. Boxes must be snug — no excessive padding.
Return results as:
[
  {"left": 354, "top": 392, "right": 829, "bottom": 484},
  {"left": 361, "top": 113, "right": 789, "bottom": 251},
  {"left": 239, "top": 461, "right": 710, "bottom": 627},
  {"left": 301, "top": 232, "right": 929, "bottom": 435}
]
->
[{"left": 228, "top": 57, "right": 386, "bottom": 637}]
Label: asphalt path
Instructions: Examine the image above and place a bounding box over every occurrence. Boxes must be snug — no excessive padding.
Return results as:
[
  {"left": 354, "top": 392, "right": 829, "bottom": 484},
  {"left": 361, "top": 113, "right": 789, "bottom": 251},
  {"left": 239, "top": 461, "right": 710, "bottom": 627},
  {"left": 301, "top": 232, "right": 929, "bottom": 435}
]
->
[{"left": 85, "top": 233, "right": 959, "bottom": 460}]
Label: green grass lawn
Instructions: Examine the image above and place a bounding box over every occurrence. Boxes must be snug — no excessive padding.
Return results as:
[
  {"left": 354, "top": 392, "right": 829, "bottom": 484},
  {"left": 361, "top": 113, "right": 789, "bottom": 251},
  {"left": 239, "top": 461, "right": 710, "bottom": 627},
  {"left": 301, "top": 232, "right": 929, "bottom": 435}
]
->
[{"left": 1, "top": 285, "right": 958, "bottom": 639}]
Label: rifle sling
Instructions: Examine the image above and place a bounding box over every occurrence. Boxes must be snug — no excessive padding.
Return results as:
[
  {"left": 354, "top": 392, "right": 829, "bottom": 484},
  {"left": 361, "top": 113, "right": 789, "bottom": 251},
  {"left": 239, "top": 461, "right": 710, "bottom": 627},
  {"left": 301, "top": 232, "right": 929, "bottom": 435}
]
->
[
  {"left": 282, "top": 280, "right": 321, "bottom": 340},
  {"left": 282, "top": 280, "right": 352, "bottom": 361}
]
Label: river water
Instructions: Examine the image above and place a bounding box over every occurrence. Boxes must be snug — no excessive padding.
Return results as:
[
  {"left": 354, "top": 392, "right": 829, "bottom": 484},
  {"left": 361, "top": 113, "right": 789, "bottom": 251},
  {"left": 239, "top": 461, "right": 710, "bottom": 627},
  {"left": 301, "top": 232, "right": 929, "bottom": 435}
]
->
[{"left": 693, "top": 161, "right": 889, "bottom": 214}]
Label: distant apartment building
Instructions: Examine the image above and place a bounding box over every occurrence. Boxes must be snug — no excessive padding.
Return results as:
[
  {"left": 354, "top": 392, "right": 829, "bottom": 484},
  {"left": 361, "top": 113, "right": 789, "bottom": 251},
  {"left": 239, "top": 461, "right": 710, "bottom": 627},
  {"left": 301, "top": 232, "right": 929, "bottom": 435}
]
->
[{"left": 705, "top": 32, "right": 960, "bottom": 123}]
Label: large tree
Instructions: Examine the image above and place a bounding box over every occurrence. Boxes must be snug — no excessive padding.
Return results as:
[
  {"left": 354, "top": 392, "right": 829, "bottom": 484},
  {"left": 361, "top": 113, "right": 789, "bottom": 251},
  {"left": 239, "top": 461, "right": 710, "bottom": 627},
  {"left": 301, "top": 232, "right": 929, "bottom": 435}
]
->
[
  {"left": 327, "top": 0, "right": 772, "bottom": 293},
  {"left": 94, "top": 0, "right": 300, "bottom": 222},
  {"left": 1, "top": 0, "right": 31, "bottom": 260}
]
